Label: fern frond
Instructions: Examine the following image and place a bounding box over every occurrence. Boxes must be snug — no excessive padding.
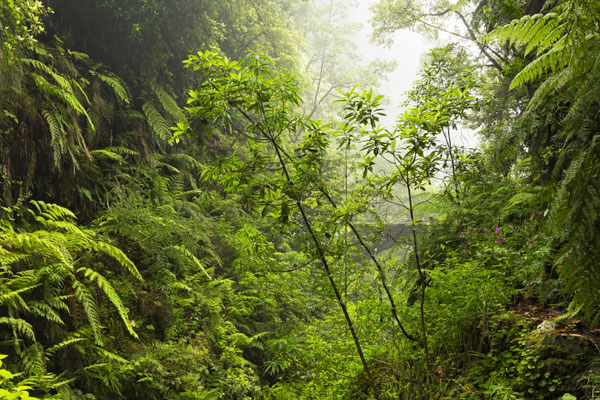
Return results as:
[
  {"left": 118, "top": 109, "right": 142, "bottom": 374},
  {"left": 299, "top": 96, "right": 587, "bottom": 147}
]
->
[
  {"left": 155, "top": 161, "right": 181, "bottom": 174},
  {"left": 30, "top": 201, "right": 77, "bottom": 222},
  {"left": 87, "top": 241, "right": 144, "bottom": 283},
  {"left": 153, "top": 85, "right": 184, "bottom": 121},
  {"left": 46, "top": 296, "right": 70, "bottom": 312},
  {"left": 142, "top": 102, "right": 172, "bottom": 141},
  {"left": 96, "top": 347, "right": 128, "bottom": 364},
  {"left": 71, "top": 280, "right": 102, "bottom": 345},
  {"left": 17, "top": 344, "right": 45, "bottom": 375},
  {"left": 44, "top": 337, "right": 87, "bottom": 358},
  {"left": 535, "top": 23, "right": 567, "bottom": 54},
  {"left": 89, "top": 150, "right": 125, "bottom": 163},
  {"left": 103, "top": 146, "right": 139, "bottom": 156},
  {"left": 0, "top": 317, "right": 35, "bottom": 342},
  {"left": 509, "top": 38, "right": 565, "bottom": 89},
  {"left": 77, "top": 267, "right": 138, "bottom": 339},
  {"left": 28, "top": 301, "right": 64, "bottom": 325},
  {"left": 0, "top": 285, "right": 37, "bottom": 312},
  {"left": 97, "top": 73, "right": 131, "bottom": 105},
  {"left": 170, "top": 246, "right": 211, "bottom": 280},
  {"left": 31, "top": 73, "right": 95, "bottom": 131},
  {"left": 41, "top": 109, "right": 68, "bottom": 168},
  {"left": 20, "top": 58, "right": 72, "bottom": 92},
  {"left": 164, "top": 153, "right": 203, "bottom": 170}
]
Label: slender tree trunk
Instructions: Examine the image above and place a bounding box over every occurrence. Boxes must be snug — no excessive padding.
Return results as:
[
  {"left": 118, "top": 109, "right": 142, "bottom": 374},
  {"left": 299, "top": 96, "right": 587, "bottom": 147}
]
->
[
  {"left": 271, "top": 141, "right": 373, "bottom": 381},
  {"left": 406, "top": 181, "right": 430, "bottom": 371},
  {"left": 319, "top": 189, "right": 417, "bottom": 343},
  {"left": 228, "top": 93, "right": 373, "bottom": 381},
  {"left": 444, "top": 126, "right": 460, "bottom": 203}
]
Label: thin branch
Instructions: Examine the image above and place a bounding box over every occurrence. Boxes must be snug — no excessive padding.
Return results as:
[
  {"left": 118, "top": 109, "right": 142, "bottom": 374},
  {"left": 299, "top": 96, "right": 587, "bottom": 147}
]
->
[{"left": 455, "top": 11, "right": 504, "bottom": 72}]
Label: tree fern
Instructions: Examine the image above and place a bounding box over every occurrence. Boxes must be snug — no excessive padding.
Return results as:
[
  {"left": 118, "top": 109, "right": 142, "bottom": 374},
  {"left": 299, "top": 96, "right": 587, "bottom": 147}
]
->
[
  {"left": 487, "top": 0, "right": 599, "bottom": 92},
  {"left": 487, "top": 2, "right": 600, "bottom": 325},
  {"left": 509, "top": 38, "right": 566, "bottom": 89}
]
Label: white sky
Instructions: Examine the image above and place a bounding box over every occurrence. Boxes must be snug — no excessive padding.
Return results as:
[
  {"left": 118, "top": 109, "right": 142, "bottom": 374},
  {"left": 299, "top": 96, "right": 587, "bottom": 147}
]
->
[
  {"left": 348, "top": 1, "right": 432, "bottom": 125},
  {"left": 346, "top": 1, "right": 479, "bottom": 149},
  {"left": 330, "top": 0, "right": 479, "bottom": 147}
]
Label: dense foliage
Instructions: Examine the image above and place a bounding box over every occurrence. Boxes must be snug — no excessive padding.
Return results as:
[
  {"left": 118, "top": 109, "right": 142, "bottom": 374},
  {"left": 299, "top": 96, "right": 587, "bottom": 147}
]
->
[{"left": 1, "top": 0, "right": 600, "bottom": 399}]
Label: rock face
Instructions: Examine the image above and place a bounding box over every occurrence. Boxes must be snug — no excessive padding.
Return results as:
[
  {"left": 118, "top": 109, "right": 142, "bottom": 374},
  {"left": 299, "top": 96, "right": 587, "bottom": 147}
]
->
[{"left": 536, "top": 320, "right": 557, "bottom": 334}]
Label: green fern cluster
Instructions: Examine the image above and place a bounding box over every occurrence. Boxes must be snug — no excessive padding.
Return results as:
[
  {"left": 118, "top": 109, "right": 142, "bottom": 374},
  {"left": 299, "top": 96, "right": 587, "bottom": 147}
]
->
[
  {"left": 487, "top": 0, "right": 600, "bottom": 322},
  {"left": 143, "top": 85, "right": 185, "bottom": 145},
  {"left": 0, "top": 201, "right": 143, "bottom": 391}
]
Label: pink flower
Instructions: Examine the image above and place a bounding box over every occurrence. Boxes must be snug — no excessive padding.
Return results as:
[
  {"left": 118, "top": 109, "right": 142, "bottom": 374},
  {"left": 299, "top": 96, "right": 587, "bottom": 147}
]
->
[
  {"left": 495, "top": 227, "right": 499, "bottom": 233},
  {"left": 566, "top": 253, "right": 570, "bottom": 258},
  {"left": 509, "top": 225, "right": 513, "bottom": 229},
  {"left": 546, "top": 280, "right": 550, "bottom": 284},
  {"left": 526, "top": 241, "right": 530, "bottom": 246},
  {"left": 565, "top": 228, "right": 569, "bottom": 231},
  {"left": 524, "top": 219, "right": 527, "bottom": 225},
  {"left": 495, "top": 240, "right": 498, "bottom": 244},
  {"left": 483, "top": 228, "right": 488, "bottom": 232},
  {"left": 553, "top": 288, "right": 557, "bottom": 292}
]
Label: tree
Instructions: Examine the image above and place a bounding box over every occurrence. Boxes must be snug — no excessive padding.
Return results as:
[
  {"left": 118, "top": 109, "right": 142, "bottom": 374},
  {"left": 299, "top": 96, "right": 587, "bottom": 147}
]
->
[
  {"left": 0, "top": 0, "right": 49, "bottom": 61},
  {"left": 175, "top": 50, "right": 375, "bottom": 381},
  {"left": 292, "top": 0, "right": 396, "bottom": 121}
]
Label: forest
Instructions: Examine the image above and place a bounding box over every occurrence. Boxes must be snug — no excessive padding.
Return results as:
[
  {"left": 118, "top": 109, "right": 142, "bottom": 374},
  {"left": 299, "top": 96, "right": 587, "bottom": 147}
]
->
[{"left": 0, "top": 0, "right": 599, "bottom": 399}]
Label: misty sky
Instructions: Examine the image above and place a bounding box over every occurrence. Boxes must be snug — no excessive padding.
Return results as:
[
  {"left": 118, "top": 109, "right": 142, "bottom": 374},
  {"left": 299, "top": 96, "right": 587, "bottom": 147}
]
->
[
  {"left": 349, "top": 1, "right": 431, "bottom": 125},
  {"left": 346, "top": 1, "right": 478, "bottom": 148}
]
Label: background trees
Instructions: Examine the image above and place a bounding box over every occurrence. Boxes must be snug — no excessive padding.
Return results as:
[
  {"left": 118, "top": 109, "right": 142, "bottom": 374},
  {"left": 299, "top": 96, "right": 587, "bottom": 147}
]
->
[{"left": 1, "top": 0, "right": 600, "bottom": 398}]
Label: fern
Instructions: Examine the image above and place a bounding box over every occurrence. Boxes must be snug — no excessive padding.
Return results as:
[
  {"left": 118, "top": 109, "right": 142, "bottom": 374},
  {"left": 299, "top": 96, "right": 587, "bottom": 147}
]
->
[
  {"left": 20, "top": 58, "right": 73, "bottom": 92},
  {"left": 96, "top": 72, "right": 131, "bottom": 105},
  {"left": 509, "top": 37, "right": 566, "bottom": 89},
  {"left": 170, "top": 246, "right": 212, "bottom": 280},
  {"left": 77, "top": 267, "right": 138, "bottom": 339},
  {"left": 71, "top": 279, "right": 102, "bottom": 345},
  {"left": 0, "top": 286, "right": 37, "bottom": 311},
  {"left": 1, "top": 201, "right": 143, "bottom": 353},
  {"left": 0, "top": 318, "right": 35, "bottom": 342},
  {"left": 32, "top": 73, "right": 94, "bottom": 129},
  {"left": 28, "top": 302, "right": 64, "bottom": 325},
  {"left": 143, "top": 102, "right": 172, "bottom": 141},
  {"left": 41, "top": 109, "right": 68, "bottom": 168},
  {"left": 30, "top": 200, "right": 77, "bottom": 221},
  {"left": 153, "top": 85, "right": 184, "bottom": 121},
  {"left": 87, "top": 241, "right": 144, "bottom": 283}
]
